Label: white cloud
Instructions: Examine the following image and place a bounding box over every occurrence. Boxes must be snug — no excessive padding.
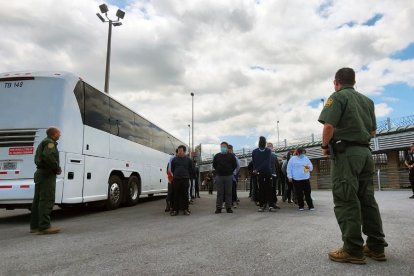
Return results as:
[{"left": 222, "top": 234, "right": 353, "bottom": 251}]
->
[
  {"left": 0, "top": 0, "right": 413, "bottom": 151},
  {"left": 375, "top": 103, "right": 393, "bottom": 118}
]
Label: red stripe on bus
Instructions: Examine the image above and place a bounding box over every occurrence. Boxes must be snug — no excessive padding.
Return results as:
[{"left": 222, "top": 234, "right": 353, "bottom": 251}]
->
[
  {"left": 0, "top": 185, "right": 12, "bottom": 189},
  {"left": 20, "top": 185, "right": 30, "bottom": 189},
  {"left": 0, "top": 172, "right": 7, "bottom": 175}
]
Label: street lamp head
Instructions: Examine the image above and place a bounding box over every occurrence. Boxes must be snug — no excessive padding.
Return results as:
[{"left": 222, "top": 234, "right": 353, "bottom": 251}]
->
[
  {"left": 113, "top": 22, "right": 122, "bottom": 27},
  {"left": 96, "top": 13, "right": 106, "bottom": 22},
  {"left": 99, "top": 3, "right": 109, "bottom": 13},
  {"left": 116, "top": 9, "right": 125, "bottom": 19},
  {"left": 190, "top": 92, "right": 194, "bottom": 96}
]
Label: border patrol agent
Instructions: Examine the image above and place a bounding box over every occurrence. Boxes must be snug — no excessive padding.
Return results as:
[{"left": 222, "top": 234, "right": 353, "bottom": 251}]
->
[
  {"left": 318, "top": 68, "right": 388, "bottom": 264},
  {"left": 30, "top": 127, "right": 62, "bottom": 235}
]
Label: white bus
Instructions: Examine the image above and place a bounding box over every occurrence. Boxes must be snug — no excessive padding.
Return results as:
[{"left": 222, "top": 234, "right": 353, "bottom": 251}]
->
[{"left": 0, "top": 71, "right": 184, "bottom": 210}]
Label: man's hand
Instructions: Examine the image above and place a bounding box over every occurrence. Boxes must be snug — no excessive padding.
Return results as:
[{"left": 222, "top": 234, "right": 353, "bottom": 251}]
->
[{"left": 322, "top": 148, "right": 330, "bottom": 157}]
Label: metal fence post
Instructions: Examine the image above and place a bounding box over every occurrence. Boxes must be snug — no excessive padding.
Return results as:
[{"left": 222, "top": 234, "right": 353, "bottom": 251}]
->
[{"left": 377, "top": 169, "right": 381, "bottom": 191}]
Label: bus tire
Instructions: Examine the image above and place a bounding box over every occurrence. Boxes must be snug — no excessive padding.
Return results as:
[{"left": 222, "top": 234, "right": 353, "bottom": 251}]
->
[
  {"left": 105, "top": 175, "right": 123, "bottom": 210},
  {"left": 126, "top": 176, "right": 140, "bottom": 206}
]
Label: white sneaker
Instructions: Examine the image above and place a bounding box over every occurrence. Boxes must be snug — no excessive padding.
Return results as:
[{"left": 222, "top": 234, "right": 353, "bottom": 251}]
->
[
  {"left": 299, "top": 208, "right": 304, "bottom": 211},
  {"left": 269, "top": 207, "right": 274, "bottom": 212},
  {"left": 309, "top": 208, "right": 315, "bottom": 211}
]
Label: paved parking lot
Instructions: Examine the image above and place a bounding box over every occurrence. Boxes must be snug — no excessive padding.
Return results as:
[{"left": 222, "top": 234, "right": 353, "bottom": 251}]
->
[{"left": 0, "top": 191, "right": 413, "bottom": 276}]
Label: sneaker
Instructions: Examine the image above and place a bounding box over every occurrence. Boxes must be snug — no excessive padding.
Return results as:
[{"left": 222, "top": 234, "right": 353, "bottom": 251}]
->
[
  {"left": 299, "top": 208, "right": 304, "bottom": 211},
  {"left": 226, "top": 208, "right": 233, "bottom": 213},
  {"left": 328, "top": 248, "right": 366, "bottom": 264},
  {"left": 309, "top": 208, "right": 315, "bottom": 211},
  {"left": 363, "top": 245, "right": 386, "bottom": 261},
  {"left": 258, "top": 207, "right": 264, "bottom": 212},
  {"left": 183, "top": 210, "right": 191, "bottom": 216},
  {"left": 215, "top": 208, "right": 222, "bottom": 214},
  {"left": 268, "top": 207, "right": 274, "bottom": 212},
  {"left": 233, "top": 204, "right": 237, "bottom": 209},
  {"left": 170, "top": 211, "right": 178, "bottom": 216},
  {"left": 409, "top": 195, "right": 414, "bottom": 199},
  {"left": 37, "top": 227, "right": 61, "bottom": 235},
  {"left": 30, "top": 228, "right": 39, "bottom": 234}
]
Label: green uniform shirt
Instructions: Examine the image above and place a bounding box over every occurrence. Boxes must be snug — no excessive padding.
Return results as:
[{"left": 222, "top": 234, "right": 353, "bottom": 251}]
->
[
  {"left": 318, "top": 86, "right": 376, "bottom": 144},
  {"left": 34, "top": 136, "right": 60, "bottom": 172}
]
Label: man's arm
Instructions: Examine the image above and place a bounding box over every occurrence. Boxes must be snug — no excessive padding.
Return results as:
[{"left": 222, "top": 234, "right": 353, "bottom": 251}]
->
[
  {"left": 321, "top": 123, "right": 334, "bottom": 156},
  {"left": 212, "top": 154, "right": 217, "bottom": 169}
]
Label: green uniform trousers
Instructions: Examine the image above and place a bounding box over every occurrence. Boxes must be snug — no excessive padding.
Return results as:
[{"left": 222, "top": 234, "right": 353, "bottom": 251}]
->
[
  {"left": 30, "top": 170, "right": 56, "bottom": 230},
  {"left": 332, "top": 146, "right": 388, "bottom": 257}
]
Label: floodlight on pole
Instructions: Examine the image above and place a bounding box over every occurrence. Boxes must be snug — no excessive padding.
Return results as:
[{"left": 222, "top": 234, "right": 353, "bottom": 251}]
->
[
  {"left": 96, "top": 3, "right": 125, "bottom": 93},
  {"left": 99, "top": 4, "right": 109, "bottom": 13}
]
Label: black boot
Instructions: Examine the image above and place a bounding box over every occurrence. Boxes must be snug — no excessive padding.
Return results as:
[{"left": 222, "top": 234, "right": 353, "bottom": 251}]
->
[{"left": 165, "top": 201, "right": 171, "bottom": 212}]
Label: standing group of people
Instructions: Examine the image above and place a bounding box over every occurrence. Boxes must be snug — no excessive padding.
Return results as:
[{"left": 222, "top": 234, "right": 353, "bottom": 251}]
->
[{"left": 247, "top": 140, "right": 314, "bottom": 212}]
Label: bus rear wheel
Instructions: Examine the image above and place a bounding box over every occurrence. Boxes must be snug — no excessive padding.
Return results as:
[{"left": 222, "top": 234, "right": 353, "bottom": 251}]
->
[
  {"left": 105, "top": 175, "right": 123, "bottom": 210},
  {"left": 126, "top": 176, "right": 140, "bottom": 206}
]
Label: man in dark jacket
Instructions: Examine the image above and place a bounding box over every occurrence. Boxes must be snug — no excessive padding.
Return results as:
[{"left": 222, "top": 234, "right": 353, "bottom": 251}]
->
[
  {"left": 213, "top": 141, "right": 237, "bottom": 214},
  {"left": 252, "top": 136, "right": 274, "bottom": 212},
  {"left": 171, "top": 145, "right": 194, "bottom": 216}
]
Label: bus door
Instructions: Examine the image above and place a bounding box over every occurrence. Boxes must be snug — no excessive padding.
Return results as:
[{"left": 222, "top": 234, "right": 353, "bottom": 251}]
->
[{"left": 61, "top": 153, "right": 84, "bottom": 204}]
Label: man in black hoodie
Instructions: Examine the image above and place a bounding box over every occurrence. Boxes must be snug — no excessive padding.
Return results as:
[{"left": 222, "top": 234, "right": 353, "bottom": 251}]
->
[{"left": 213, "top": 141, "right": 237, "bottom": 214}]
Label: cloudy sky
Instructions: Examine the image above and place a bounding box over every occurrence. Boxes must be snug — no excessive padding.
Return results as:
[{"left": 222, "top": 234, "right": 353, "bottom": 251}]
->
[{"left": 1, "top": 0, "right": 414, "bottom": 157}]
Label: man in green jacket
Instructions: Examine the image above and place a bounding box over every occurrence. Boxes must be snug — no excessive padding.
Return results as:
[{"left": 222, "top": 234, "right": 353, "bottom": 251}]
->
[
  {"left": 318, "top": 68, "right": 388, "bottom": 264},
  {"left": 30, "top": 127, "right": 62, "bottom": 235}
]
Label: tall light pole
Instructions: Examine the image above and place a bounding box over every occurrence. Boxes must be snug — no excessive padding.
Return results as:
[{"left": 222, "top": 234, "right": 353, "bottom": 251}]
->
[
  {"left": 188, "top": 124, "right": 191, "bottom": 154},
  {"left": 191, "top": 92, "right": 194, "bottom": 158},
  {"left": 277, "top": 120, "right": 280, "bottom": 147},
  {"left": 96, "top": 4, "right": 125, "bottom": 93}
]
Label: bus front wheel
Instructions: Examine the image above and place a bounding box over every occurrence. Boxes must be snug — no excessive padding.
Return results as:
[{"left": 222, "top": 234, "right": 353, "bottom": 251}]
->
[
  {"left": 126, "top": 176, "right": 140, "bottom": 206},
  {"left": 105, "top": 175, "right": 123, "bottom": 210}
]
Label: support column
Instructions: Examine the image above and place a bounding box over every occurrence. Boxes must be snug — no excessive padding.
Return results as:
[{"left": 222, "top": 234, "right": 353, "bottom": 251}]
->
[
  {"left": 386, "top": 150, "right": 401, "bottom": 189},
  {"left": 310, "top": 159, "right": 319, "bottom": 189}
]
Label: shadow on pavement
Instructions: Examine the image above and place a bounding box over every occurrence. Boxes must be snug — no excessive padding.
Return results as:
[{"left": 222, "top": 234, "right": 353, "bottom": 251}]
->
[{"left": 0, "top": 195, "right": 166, "bottom": 225}]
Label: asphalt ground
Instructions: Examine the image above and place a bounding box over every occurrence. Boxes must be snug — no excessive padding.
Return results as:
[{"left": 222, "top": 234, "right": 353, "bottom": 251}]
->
[{"left": 0, "top": 190, "right": 413, "bottom": 276}]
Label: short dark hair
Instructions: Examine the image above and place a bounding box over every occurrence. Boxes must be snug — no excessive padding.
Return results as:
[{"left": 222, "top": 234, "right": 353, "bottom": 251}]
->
[
  {"left": 220, "top": 141, "right": 229, "bottom": 147},
  {"left": 46, "top": 127, "right": 59, "bottom": 137},
  {"left": 258, "top": 136, "right": 266, "bottom": 149},
  {"left": 227, "top": 144, "right": 233, "bottom": 150},
  {"left": 335, "top": 67, "right": 355, "bottom": 85},
  {"left": 178, "top": 145, "right": 187, "bottom": 152},
  {"left": 296, "top": 147, "right": 306, "bottom": 155}
]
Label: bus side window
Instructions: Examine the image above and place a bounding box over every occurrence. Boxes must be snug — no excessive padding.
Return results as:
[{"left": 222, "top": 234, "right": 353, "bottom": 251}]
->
[
  {"left": 109, "top": 99, "right": 134, "bottom": 140},
  {"left": 84, "top": 83, "right": 110, "bottom": 133}
]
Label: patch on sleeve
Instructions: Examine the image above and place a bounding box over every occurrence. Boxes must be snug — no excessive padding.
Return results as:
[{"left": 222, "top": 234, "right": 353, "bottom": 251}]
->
[
  {"left": 47, "top": 143, "right": 55, "bottom": 149},
  {"left": 325, "top": 98, "right": 333, "bottom": 107}
]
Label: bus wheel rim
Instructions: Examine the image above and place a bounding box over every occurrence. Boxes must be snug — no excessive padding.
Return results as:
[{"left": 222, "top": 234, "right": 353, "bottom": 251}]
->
[{"left": 110, "top": 183, "right": 120, "bottom": 203}]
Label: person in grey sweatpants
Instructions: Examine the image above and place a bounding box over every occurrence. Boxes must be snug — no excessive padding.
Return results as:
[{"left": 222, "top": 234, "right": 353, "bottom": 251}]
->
[{"left": 213, "top": 141, "right": 237, "bottom": 214}]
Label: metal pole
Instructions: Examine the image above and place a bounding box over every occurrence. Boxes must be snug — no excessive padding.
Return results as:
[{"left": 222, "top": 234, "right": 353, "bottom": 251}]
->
[
  {"left": 191, "top": 92, "right": 194, "bottom": 157},
  {"left": 188, "top": 124, "right": 191, "bottom": 154},
  {"left": 277, "top": 121, "right": 280, "bottom": 147},
  {"left": 104, "top": 20, "right": 112, "bottom": 93}
]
